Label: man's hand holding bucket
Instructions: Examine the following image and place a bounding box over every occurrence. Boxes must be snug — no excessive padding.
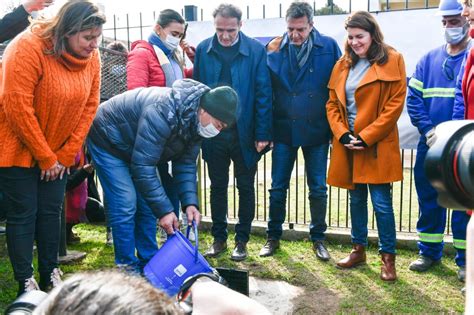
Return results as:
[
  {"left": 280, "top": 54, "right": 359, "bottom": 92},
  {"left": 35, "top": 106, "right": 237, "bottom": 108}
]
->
[
  {"left": 185, "top": 205, "right": 201, "bottom": 226},
  {"left": 159, "top": 212, "right": 179, "bottom": 235},
  {"left": 159, "top": 206, "right": 201, "bottom": 234}
]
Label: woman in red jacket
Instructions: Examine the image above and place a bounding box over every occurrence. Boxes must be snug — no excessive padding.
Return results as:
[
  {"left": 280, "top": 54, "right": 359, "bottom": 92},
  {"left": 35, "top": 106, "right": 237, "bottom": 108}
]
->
[
  {"left": 462, "top": 21, "right": 474, "bottom": 119},
  {"left": 127, "top": 9, "right": 194, "bottom": 89}
]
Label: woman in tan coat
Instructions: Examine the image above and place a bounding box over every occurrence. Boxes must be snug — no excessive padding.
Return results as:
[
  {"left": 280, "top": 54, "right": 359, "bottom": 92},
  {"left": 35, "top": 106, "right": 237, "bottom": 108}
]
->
[{"left": 326, "top": 11, "right": 406, "bottom": 281}]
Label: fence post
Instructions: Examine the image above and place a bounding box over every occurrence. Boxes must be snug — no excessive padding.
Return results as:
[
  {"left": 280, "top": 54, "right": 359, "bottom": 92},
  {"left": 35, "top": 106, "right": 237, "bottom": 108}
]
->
[
  {"left": 113, "top": 14, "right": 117, "bottom": 41},
  {"left": 247, "top": 5, "right": 249, "bottom": 19},
  {"left": 126, "top": 13, "right": 130, "bottom": 50},
  {"left": 139, "top": 12, "right": 143, "bottom": 40},
  {"left": 279, "top": 3, "right": 282, "bottom": 18},
  {"left": 201, "top": 8, "right": 203, "bottom": 21},
  {"left": 263, "top": 4, "right": 265, "bottom": 19}
]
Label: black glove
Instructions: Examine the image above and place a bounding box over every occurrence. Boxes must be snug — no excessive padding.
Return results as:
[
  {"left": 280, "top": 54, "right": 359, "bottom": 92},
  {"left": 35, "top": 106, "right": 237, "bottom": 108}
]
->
[
  {"left": 339, "top": 132, "right": 353, "bottom": 145},
  {"left": 354, "top": 135, "right": 368, "bottom": 148}
]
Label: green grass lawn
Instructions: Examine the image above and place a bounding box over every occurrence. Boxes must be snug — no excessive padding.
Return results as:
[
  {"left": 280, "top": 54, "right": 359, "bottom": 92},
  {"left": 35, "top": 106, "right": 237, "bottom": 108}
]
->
[{"left": 0, "top": 224, "right": 465, "bottom": 314}]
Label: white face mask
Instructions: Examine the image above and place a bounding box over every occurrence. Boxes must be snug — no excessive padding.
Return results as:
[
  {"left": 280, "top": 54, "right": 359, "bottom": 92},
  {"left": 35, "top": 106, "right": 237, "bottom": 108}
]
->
[
  {"left": 198, "top": 121, "right": 220, "bottom": 138},
  {"left": 444, "top": 23, "right": 469, "bottom": 45},
  {"left": 164, "top": 34, "right": 180, "bottom": 51}
]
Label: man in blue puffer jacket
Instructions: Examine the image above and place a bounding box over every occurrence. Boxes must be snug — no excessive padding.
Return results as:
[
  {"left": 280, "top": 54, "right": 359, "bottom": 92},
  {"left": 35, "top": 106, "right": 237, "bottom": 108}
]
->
[{"left": 87, "top": 79, "right": 237, "bottom": 272}]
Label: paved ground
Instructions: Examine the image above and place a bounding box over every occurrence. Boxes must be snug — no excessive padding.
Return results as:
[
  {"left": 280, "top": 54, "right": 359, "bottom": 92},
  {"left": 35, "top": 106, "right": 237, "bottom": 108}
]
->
[{"left": 249, "top": 277, "right": 304, "bottom": 315}]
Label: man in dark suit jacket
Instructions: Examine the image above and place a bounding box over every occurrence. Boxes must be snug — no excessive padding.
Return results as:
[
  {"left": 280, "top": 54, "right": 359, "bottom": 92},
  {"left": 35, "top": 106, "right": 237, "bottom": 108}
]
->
[
  {"left": 259, "top": 1, "right": 341, "bottom": 260},
  {"left": 193, "top": 4, "right": 273, "bottom": 262}
]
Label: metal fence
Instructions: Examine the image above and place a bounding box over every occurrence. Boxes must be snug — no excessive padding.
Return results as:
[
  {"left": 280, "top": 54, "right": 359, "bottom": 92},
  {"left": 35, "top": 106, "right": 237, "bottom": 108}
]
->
[
  {"left": 196, "top": 148, "right": 445, "bottom": 235},
  {"left": 0, "top": 1, "right": 454, "bottom": 236}
]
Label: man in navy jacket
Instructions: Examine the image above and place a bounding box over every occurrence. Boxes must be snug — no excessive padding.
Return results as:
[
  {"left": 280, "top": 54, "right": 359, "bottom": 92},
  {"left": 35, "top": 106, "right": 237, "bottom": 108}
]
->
[
  {"left": 87, "top": 79, "right": 237, "bottom": 271},
  {"left": 259, "top": 1, "right": 341, "bottom": 260},
  {"left": 194, "top": 4, "right": 272, "bottom": 261}
]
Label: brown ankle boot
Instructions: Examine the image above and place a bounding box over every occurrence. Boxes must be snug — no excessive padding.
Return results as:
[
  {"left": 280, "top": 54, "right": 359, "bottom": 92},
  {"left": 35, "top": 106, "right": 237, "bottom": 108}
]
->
[
  {"left": 381, "top": 253, "right": 397, "bottom": 281},
  {"left": 337, "top": 244, "right": 366, "bottom": 268}
]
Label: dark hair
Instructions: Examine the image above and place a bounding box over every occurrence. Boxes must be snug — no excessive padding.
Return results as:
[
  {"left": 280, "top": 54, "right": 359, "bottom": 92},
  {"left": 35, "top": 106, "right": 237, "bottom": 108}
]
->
[
  {"left": 33, "top": 271, "right": 182, "bottom": 315},
  {"left": 32, "top": 0, "right": 106, "bottom": 57},
  {"left": 343, "top": 11, "right": 389, "bottom": 67},
  {"left": 212, "top": 4, "right": 242, "bottom": 22},
  {"left": 106, "top": 41, "right": 128, "bottom": 53},
  {"left": 286, "top": 1, "right": 314, "bottom": 23},
  {"left": 157, "top": 9, "right": 185, "bottom": 28}
]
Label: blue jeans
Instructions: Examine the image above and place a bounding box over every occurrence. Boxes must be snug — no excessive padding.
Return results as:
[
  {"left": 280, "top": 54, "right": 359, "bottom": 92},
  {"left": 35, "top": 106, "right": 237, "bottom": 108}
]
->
[
  {"left": 267, "top": 143, "right": 328, "bottom": 241},
  {"left": 349, "top": 184, "right": 396, "bottom": 254},
  {"left": 203, "top": 129, "right": 257, "bottom": 243},
  {"left": 87, "top": 141, "right": 158, "bottom": 272}
]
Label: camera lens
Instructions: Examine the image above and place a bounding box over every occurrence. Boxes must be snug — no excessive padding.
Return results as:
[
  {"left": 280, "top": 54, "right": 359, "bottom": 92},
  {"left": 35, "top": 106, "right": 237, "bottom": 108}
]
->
[
  {"left": 5, "top": 290, "right": 49, "bottom": 315},
  {"left": 425, "top": 120, "right": 474, "bottom": 210}
]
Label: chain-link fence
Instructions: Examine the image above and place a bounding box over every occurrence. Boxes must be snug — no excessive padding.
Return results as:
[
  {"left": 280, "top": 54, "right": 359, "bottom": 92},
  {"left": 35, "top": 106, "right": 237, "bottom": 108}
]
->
[{"left": 99, "top": 46, "right": 128, "bottom": 101}]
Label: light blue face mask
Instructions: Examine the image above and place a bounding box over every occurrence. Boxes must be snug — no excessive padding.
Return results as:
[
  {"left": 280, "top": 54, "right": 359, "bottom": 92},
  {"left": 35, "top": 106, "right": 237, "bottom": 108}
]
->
[
  {"left": 198, "top": 121, "right": 220, "bottom": 138},
  {"left": 163, "top": 34, "right": 180, "bottom": 51},
  {"left": 444, "top": 22, "right": 469, "bottom": 45}
]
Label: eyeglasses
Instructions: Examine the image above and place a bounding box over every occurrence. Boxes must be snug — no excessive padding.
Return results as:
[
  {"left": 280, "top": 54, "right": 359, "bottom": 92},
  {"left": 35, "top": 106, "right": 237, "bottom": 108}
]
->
[{"left": 442, "top": 57, "right": 455, "bottom": 81}]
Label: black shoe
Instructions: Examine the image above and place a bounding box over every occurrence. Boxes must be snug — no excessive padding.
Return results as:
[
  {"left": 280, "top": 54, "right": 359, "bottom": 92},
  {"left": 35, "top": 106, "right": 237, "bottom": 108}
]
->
[
  {"left": 313, "top": 241, "right": 330, "bottom": 261},
  {"left": 231, "top": 242, "right": 247, "bottom": 261},
  {"left": 204, "top": 240, "right": 227, "bottom": 258},
  {"left": 409, "top": 255, "right": 440, "bottom": 272},
  {"left": 259, "top": 240, "right": 280, "bottom": 257}
]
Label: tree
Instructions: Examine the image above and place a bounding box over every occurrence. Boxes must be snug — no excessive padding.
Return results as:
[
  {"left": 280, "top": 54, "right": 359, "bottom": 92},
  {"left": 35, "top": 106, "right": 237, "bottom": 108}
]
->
[{"left": 315, "top": 2, "right": 347, "bottom": 15}]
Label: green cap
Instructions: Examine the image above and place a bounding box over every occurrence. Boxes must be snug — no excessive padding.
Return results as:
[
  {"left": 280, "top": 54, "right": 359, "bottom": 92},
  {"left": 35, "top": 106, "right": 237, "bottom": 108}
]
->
[{"left": 199, "top": 86, "right": 238, "bottom": 127}]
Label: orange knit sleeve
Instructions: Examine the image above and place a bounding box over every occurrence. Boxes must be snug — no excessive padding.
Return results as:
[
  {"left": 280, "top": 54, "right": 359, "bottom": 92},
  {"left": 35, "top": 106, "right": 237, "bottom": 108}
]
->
[
  {"left": 1, "top": 33, "right": 57, "bottom": 169},
  {"left": 55, "top": 51, "right": 101, "bottom": 166}
]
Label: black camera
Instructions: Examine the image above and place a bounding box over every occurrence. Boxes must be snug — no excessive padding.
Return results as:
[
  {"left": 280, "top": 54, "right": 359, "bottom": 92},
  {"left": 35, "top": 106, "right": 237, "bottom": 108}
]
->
[
  {"left": 4, "top": 290, "right": 48, "bottom": 315},
  {"left": 425, "top": 120, "right": 474, "bottom": 210}
]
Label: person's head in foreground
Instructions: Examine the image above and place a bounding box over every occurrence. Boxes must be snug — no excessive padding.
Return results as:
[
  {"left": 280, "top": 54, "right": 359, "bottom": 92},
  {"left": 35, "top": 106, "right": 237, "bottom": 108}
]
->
[{"left": 33, "top": 271, "right": 182, "bottom": 315}]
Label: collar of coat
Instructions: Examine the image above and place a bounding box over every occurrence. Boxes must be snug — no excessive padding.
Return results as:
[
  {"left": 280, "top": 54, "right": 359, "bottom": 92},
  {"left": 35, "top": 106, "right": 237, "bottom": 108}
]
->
[
  {"left": 328, "top": 50, "right": 403, "bottom": 106},
  {"left": 205, "top": 32, "right": 251, "bottom": 56},
  {"left": 266, "top": 27, "right": 324, "bottom": 53}
]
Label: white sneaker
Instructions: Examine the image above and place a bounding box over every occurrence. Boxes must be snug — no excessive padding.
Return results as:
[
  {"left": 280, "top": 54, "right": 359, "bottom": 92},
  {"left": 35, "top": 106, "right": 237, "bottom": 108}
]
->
[
  {"left": 24, "top": 277, "right": 40, "bottom": 292},
  {"left": 157, "top": 226, "right": 168, "bottom": 241},
  {"left": 181, "top": 216, "right": 196, "bottom": 241},
  {"left": 187, "top": 227, "right": 196, "bottom": 242},
  {"left": 50, "top": 268, "right": 63, "bottom": 288}
]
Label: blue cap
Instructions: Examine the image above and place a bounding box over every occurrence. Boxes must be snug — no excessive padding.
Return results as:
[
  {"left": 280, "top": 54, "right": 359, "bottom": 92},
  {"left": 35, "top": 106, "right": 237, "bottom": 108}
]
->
[{"left": 436, "top": 0, "right": 463, "bottom": 16}]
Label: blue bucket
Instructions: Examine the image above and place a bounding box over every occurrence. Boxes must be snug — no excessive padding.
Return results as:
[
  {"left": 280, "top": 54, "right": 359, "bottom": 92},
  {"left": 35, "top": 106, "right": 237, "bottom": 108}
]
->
[{"left": 144, "top": 222, "right": 213, "bottom": 296}]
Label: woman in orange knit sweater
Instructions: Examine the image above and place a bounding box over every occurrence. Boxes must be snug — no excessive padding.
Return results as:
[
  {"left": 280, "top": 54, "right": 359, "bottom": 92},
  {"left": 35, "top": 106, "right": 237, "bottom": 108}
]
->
[{"left": 0, "top": 0, "right": 105, "bottom": 296}]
